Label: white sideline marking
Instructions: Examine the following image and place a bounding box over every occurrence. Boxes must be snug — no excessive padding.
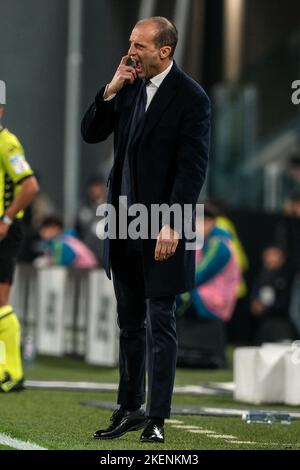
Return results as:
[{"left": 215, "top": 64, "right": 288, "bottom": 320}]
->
[
  {"left": 226, "top": 441, "right": 300, "bottom": 447},
  {"left": 226, "top": 440, "right": 258, "bottom": 445},
  {"left": 189, "top": 429, "right": 216, "bottom": 434},
  {"left": 0, "top": 433, "right": 47, "bottom": 450},
  {"left": 26, "top": 380, "right": 119, "bottom": 391},
  {"left": 166, "top": 420, "right": 184, "bottom": 424},
  {"left": 173, "top": 385, "right": 228, "bottom": 395},
  {"left": 25, "top": 380, "right": 232, "bottom": 396},
  {"left": 254, "top": 442, "right": 300, "bottom": 447},
  {"left": 172, "top": 425, "right": 202, "bottom": 429},
  {"left": 225, "top": 440, "right": 300, "bottom": 449},
  {"left": 170, "top": 419, "right": 300, "bottom": 448},
  {"left": 208, "top": 382, "right": 235, "bottom": 391}
]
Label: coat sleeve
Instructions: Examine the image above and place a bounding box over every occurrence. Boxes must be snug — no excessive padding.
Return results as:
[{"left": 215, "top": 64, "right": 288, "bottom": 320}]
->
[
  {"left": 170, "top": 90, "right": 211, "bottom": 210},
  {"left": 81, "top": 86, "right": 117, "bottom": 143}
]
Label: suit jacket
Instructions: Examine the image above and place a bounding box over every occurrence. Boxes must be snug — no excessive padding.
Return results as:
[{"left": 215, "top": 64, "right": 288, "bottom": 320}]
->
[{"left": 81, "top": 62, "right": 211, "bottom": 297}]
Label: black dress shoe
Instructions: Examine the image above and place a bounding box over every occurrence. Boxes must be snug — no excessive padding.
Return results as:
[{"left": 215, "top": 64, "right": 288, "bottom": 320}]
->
[
  {"left": 94, "top": 408, "right": 147, "bottom": 440},
  {"left": 140, "top": 420, "right": 165, "bottom": 443}
]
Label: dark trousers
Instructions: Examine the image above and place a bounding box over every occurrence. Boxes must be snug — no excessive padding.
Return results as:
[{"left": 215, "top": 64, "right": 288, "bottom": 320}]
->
[{"left": 111, "top": 240, "right": 177, "bottom": 418}]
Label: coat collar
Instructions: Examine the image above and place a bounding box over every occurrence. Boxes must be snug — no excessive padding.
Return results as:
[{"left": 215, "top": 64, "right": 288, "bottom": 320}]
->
[
  {"left": 148, "top": 60, "right": 173, "bottom": 89},
  {"left": 119, "top": 62, "right": 183, "bottom": 151},
  {"left": 142, "top": 61, "right": 182, "bottom": 137},
  {"left": 126, "top": 62, "right": 182, "bottom": 147}
]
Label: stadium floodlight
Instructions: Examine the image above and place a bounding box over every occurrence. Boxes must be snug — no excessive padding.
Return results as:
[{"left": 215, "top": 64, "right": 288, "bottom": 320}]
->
[{"left": 0, "top": 80, "right": 6, "bottom": 105}]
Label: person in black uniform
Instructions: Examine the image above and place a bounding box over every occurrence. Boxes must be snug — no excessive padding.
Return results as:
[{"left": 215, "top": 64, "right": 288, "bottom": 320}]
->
[{"left": 81, "top": 16, "right": 210, "bottom": 443}]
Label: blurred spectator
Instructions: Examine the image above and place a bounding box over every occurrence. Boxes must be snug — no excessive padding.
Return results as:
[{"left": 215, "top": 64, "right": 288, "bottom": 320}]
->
[
  {"left": 289, "top": 274, "right": 300, "bottom": 338},
  {"left": 250, "top": 245, "right": 295, "bottom": 344},
  {"left": 75, "top": 177, "right": 107, "bottom": 264},
  {"left": 18, "top": 174, "right": 56, "bottom": 262},
  {"left": 176, "top": 204, "right": 241, "bottom": 368},
  {"left": 211, "top": 200, "right": 249, "bottom": 298},
  {"left": 35, "top": 216, "right": 98, "bottom": 268},
  {"left": 177, "top": 203, "right": 241, "bottom": 322},
  {"left": 284, "top": 194, "right": 300, "bottom": 218},
  {"left": 282, "top": 155, "right": 300, "bottom": 212}
]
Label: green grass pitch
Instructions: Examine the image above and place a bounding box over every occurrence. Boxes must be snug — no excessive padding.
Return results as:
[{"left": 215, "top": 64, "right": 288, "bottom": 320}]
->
[{"left": 1, "top": 354, "right": 300, "bottom": 450}]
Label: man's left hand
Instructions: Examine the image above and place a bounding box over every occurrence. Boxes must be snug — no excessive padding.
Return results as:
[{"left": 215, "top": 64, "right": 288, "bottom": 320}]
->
[
  {"left": 155, "top": 225, "right": 180, "bottom": 261},
  {"left": 0, "top": 221, "right": 10, "bottom": 241}
]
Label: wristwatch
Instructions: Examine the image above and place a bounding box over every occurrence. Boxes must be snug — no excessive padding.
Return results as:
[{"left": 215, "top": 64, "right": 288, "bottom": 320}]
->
[{"left": 2, "top": 215, "right": 13, "bottom": 226}]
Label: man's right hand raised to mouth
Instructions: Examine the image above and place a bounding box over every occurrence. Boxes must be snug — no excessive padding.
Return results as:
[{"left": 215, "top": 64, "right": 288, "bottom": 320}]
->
[{"left": 104, "top": 55, "right": 137, "bottom": 99}]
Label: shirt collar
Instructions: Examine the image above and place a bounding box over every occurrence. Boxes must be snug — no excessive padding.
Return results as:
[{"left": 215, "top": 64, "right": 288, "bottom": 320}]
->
[{"left": 149, "top": 61, "right": 173, "bottom": 89}]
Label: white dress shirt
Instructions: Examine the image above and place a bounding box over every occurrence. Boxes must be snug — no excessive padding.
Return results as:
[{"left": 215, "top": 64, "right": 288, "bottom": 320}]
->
[
  {"left": 104, "top": 61, "right": 173, "bottom": 111},
  {"left": 144, "top": 61, "right": 173, "bottom": 110}
]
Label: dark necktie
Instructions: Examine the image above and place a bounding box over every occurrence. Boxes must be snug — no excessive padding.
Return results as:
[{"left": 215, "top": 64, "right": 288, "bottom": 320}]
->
[
  {"left": 127, "top": 78, "right": 150, "bottom": 145},
  {"left": 120, "top": 79, "right": 150, "bottom": 205}
]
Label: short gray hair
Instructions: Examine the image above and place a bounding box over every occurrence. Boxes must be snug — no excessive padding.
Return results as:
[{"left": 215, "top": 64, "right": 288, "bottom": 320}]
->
[{"left": 137, "top": 16, "right": 178, "bottom": 58}]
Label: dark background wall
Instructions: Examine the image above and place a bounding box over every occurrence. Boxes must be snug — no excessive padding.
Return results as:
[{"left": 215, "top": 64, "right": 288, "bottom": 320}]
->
[
  {"left": 80, "top": 0, "right": 141, "bottom": 189},
  {"left": 0, "top": 0, "right": 68, "bottom": 208},
  {"left": 243, "top": 0, "right": 300, "bottom": 67},
  {"left": 0, "top": 0, "right": 141, "bottom": 209},
  {"left": 1, "top": 0, "right": 300, "bottom": 210},
  {"left": 241, "top": 0, "right": 300, "bottom": 138}
]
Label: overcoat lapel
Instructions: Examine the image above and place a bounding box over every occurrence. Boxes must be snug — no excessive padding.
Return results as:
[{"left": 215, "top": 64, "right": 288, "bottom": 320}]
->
[{"left": 142, "top": 63, "right": 182, "bottom": 138}]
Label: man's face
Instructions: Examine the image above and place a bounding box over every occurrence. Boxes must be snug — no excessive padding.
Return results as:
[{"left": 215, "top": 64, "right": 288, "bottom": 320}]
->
[{"left": 128, "top": 23, "right": 170, "bottom": 78}]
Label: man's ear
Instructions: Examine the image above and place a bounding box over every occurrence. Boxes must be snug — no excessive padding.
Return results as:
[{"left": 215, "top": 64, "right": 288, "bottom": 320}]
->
[
  {"left": 0, "top": 105, "right": 5, "bottom": 120},
  {"left": 160, "top": 46, "right": 172, "bottom": 59}
]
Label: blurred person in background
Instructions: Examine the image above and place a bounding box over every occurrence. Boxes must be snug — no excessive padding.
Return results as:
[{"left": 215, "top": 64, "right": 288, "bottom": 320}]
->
[
  {"left": 211, "top": 200, "right": 249, "bottom": 299},
  {"left": 82, "top": 16, "right": 210, "bottom": 443},
  {"left": 36, "top": 216, "right": 98, "bottom": 268},
  {"left": 282, "top": 155, "right": 300, "bottom": 213},
  {"left": 177, "top": 203, "right": 241, "bottom": 323},
  {"left": 26, "top": 173, "right": 56, "bottom": 231},
  {"left": 274, "top": 193, "right": 300, "bottom": 274},
  {"left": 289, "top": 273, "right": 300, "bottom": 339},
  {"left": 250, "top": 245, "right": 295, "bottom": 344},
  {"left": 76, "top": 176, "right": 107, "bottom": 265},
  {"left": 284, "top": 194, "right": 300, "bottom": 218},
  {"left": 0, "top": 101, "right": 39, "bottom": 392}
]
